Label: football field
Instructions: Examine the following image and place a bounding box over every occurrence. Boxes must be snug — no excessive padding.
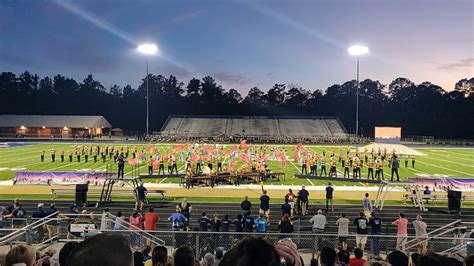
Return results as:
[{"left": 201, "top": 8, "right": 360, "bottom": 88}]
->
[{"left": 0, "top": 142, "right": 473, "bottom": 187}]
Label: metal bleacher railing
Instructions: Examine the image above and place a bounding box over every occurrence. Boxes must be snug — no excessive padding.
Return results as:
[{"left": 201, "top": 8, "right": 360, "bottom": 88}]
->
[{"left": 1, "top": 213, "right": 472, "bottom": 260}]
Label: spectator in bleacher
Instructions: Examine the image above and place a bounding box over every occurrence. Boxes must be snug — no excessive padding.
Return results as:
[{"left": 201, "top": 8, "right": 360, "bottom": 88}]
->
[
  {"left": 198, "top": 212, "right": 211, "bottom": 231},
  {"left": 392, "top": 212, "right": 409, "bottom": 251},
  {"left": 254, "top": 213, "right": 268, "bottom": 233},
  {"left": 0, "top": 205, "right": 6, "bottom": 228},
  {"left": 168, "top": 206, "right": 188, "bottom": 231},
  {"left": 281, "top": 198, "right": 292, "bottom": 218},
  {"left": 337, "top": 250, "right": 350, "bottom": 266},
  {"left": 326, "top": 183, "right": 334, "bottom": 212},
  {"left": 240, "top": 196, "right": 252, "bottom": 217},
  {"left": 278, "top": 213, "right": 294, "bottom": 236},
  {"left": 336, "top": 213, "right": 350, "bottom": 250},
  {"left": 174, "top": 245, "right": 195, "bottom": 266},
  {"left": 349, "top": 248, "right": 366, "bottom": 266},
  {"left": 413, "top": 215, "right": 428, "bottom": 254},
  {"left": 354, "top": 211, "right": 369, "bottom": 251},
  {"left": 134, "top": 251, "right": 145, "bottom": 266},
  {"left": 147, "top": 245, "right": 168, "bottom": 266},
  {"left": 411, "top": 253, "right": 421, "bottom": 266},
  {"left": 298, "top": 185, "right": 309, "bottom": 216},
  {"left": 285, "top": 189, "right": 296, "bottom": 217},
  {"left": 219, "top": 237, "right": 281, "bottom": 266},
  {"left": 363, "top": 193, "right": 373, "bottom": 215},
  {"left": 215, "top": 249, "right": 224, "bottom": 265},
  {"left": 113, "top": 211, "right": 124, "bottom": 230},
  {"left": 68, "top": 204, "right": 79, "bottom": 217},
  {"left": 201, "top": 252, "right": 215, "bottom": 266},
  {"left": 129, "top": 210, "right": 144, "bottom": 248},
  {"left": 232, "top": 214, "right": 243, "bottom": 233},
  {"left": 7, "top": 198, "right": 20, "bottom": 213},
  {"left": 135, "top": 182, "right": 147, "bottom": 212},
  {"left": 314, "top": 246, "right": 334, "bottom": 266},
  {"left": 386, "top": 250, "right": 408, "bottom": 266},
  {"left": 100, "top": 208, "right": 113, "bottom": 231},
  {"left": 369, "top": 211, "right": 383, "bottom": 256},
  {"left": 4, "top": 203, "right": 27, "bottom": 228},
  {"left": 3, "top": 244, "right": 36, "bottom": 266},
  {"left": 45, "top": 203, "right": 58, "bottom": 239},
  {"left": 309, "top": 209, "right": 326, "bottom": 251},
  {"left": 259, "top": 190, "right": 270, "bottom": 220},
  {"left": 243, "top": 211, "right": 255, "bottom": 233},
  {"left": 177, "top": 198, "right": 192, "bottom": 221},
  {"left": 423, "top": 186, "right": 431, "bottom": 204},
  {"left": 65, "top": 233, "right": 133, "bottom": 266},
  {"left": 144, "top": 207, "right": 160, "bottom": 231},
  {"left": 32, "top": 203, "right": 46, "bottom": 219}
]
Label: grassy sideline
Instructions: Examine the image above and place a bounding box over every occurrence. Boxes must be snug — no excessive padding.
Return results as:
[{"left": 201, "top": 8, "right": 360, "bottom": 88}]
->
[{"left": 3, "top": 193, "right": 474, "bottom": 208}]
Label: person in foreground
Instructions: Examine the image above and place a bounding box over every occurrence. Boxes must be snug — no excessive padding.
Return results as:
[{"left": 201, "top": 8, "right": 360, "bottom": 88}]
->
[
  {"left": 65, "top": 233, "right": 133, "bottom": 266},
  {"left": 220, "top": 236, "right": 302, "bottom": 266}
]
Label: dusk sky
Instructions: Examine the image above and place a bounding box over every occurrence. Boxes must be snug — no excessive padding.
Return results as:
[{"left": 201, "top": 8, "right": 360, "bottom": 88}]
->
[{"left": 1, "top": 0, "right": 472, "bottom": 94}]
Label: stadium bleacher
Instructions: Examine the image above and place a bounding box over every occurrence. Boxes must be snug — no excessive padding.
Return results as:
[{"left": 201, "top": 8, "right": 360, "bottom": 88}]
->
[{"left": 160, "top": 116, "right": 348, "bottom": 138}]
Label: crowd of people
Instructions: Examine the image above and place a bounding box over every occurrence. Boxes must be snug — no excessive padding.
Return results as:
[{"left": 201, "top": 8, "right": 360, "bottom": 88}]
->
[
  {"left": 2, "top": 233, "right": 473, "bottom": 266},
  {"left": 1, "top": 192, "right": 474, "bottom": 266}
]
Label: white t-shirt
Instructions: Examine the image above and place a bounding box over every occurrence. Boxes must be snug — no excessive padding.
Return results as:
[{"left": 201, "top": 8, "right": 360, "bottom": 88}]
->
[{"left": 336, "top": 217, "right": 350, "bottom": 236}]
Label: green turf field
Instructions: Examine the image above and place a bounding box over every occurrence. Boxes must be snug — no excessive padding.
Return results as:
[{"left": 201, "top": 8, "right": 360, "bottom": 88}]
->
[{"left": 0, "top": 142, "right": 473, "bottom": 187}]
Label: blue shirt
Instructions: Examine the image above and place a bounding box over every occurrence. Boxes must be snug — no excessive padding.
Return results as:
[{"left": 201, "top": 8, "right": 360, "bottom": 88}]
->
[
  {"left": 210, "top": 219, "right": 221, "bottom": 232},
  {"left": 198, "top": 217, "right": 211, "bottom": 231},
  {"left": 326, "top": 186, "right": 334, "bottom": 199},
  {"left": 243, "top": 216, "right": 254, "bottom": 232},
  {"left": 168, "top": 213, "right": 188, "bottom": 231},
  {"left": 299, "top": 189, "right": 309, "bottom": 201},
  {"left": 221, "top": 218, "right": 231, "bottom": 232},
  {"left": 233, "top": 219, "right": 243, "bottom": 232},
  {"left": 281, "top": 203, "right": 291, "bottom": 216},
  {"left": 32, "top": 208, "right": 46, "bottom": 219},
  {"left": 255, "top": 217, "right": 267, "bottom": 233}
]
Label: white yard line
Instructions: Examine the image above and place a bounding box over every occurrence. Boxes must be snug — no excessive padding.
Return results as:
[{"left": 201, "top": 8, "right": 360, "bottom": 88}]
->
[
  {"left": 0, "top": 145, "right": 73, "bottom": 158},
  {"left": 41, "top": 162, "right": 76, "bottom": 172},
  {"left": 422, "top": 156, "right": 474, "bottom": 168},
  {"left": 416, "top": 160, "right": 474, "bottom": 177},
  {"left": 13, "top": 161, "right": 45, "bottom": 169},
  {"left": 0, "top": 155, "right": 38, "bottom": 164},
  {"left": 306, "top": 178, "right": 314, "bottom": 186}
]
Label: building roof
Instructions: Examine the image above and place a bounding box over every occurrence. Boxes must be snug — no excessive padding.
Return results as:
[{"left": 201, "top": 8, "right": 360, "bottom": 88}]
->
[{"left": 0, "top": 115, "right": 112, "bottom": 128}]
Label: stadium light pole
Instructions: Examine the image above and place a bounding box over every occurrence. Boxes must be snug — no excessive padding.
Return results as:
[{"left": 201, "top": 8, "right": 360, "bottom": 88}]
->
[
  {"left": 137, "top": 43, "right": 158, "bottom": 136},
  {"left": 348, "top": 45, "right": 369, "bottom": 137}
]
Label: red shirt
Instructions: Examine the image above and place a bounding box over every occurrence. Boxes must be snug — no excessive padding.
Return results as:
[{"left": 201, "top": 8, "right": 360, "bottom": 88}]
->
[
  {"left": 349, "top": 258, "right": 367, "bottom": 266},
  {"left": 144, "top": 212, "right": 160, "bottom": 230}
]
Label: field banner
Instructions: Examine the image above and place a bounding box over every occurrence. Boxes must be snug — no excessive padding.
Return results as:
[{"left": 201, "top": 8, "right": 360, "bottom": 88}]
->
[
  {"left": 14, "top": 172, "right": 113, "bottom": 186},
  {"left": 408, "top": 178, "right": 474, "bottom": 191},
  {"left": 374, "top": 127, "right": 401, "bottom": 144}
]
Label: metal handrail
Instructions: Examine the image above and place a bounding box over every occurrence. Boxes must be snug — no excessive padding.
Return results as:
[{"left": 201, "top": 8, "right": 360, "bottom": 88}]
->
[
  {"left": 0, "top": 211, "right": 59, "bottom": 245},
  {"left": 405, "top": 219, "right": 462, "bottom": 249},
  {"left": 107, "top": 214, "right": 166, "bottom": 246}
]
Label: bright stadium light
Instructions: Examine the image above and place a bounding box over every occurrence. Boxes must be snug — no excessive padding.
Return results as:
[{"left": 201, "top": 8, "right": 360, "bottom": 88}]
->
[
  {"left": 137, "top": 43, "right": 158, "bottom": 55},
  {"left": 137, "top": 42, "right": 158, "bottom": 136},
  {"left": 348, "top": 44, "right": 369, "bottom": 136},
  {"left": 348, "top": 45, "right": 369, "bottom": 56}
]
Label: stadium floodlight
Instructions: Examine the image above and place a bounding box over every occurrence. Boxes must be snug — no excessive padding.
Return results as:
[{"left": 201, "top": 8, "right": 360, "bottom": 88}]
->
[
  {"left": 137, "top": 43, "right": 158, "bottom": 55},
  {"left": 137, "top": 42, "right": 158, "bottom": 136},
  {"left": 348, "top": 44, "right": 369, "bottom": 137},
  {"left": 348, "top": 45, "right": 369, "bottom": 56}
]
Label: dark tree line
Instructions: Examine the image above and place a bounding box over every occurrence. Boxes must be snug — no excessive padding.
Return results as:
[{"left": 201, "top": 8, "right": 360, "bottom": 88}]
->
[{"left": 0, "top": 71, "right": 473, "bottom": 138}]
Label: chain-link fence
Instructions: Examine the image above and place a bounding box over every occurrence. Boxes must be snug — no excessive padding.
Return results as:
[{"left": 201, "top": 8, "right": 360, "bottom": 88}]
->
[{"left": 1, "top": 215, "right": 473, "bottom": 262}]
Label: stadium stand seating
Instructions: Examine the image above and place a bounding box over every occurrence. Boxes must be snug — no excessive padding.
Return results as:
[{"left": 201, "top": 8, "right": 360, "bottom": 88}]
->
[{"left": 160, "top": 116, "right": 348, "bottom": 138}]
